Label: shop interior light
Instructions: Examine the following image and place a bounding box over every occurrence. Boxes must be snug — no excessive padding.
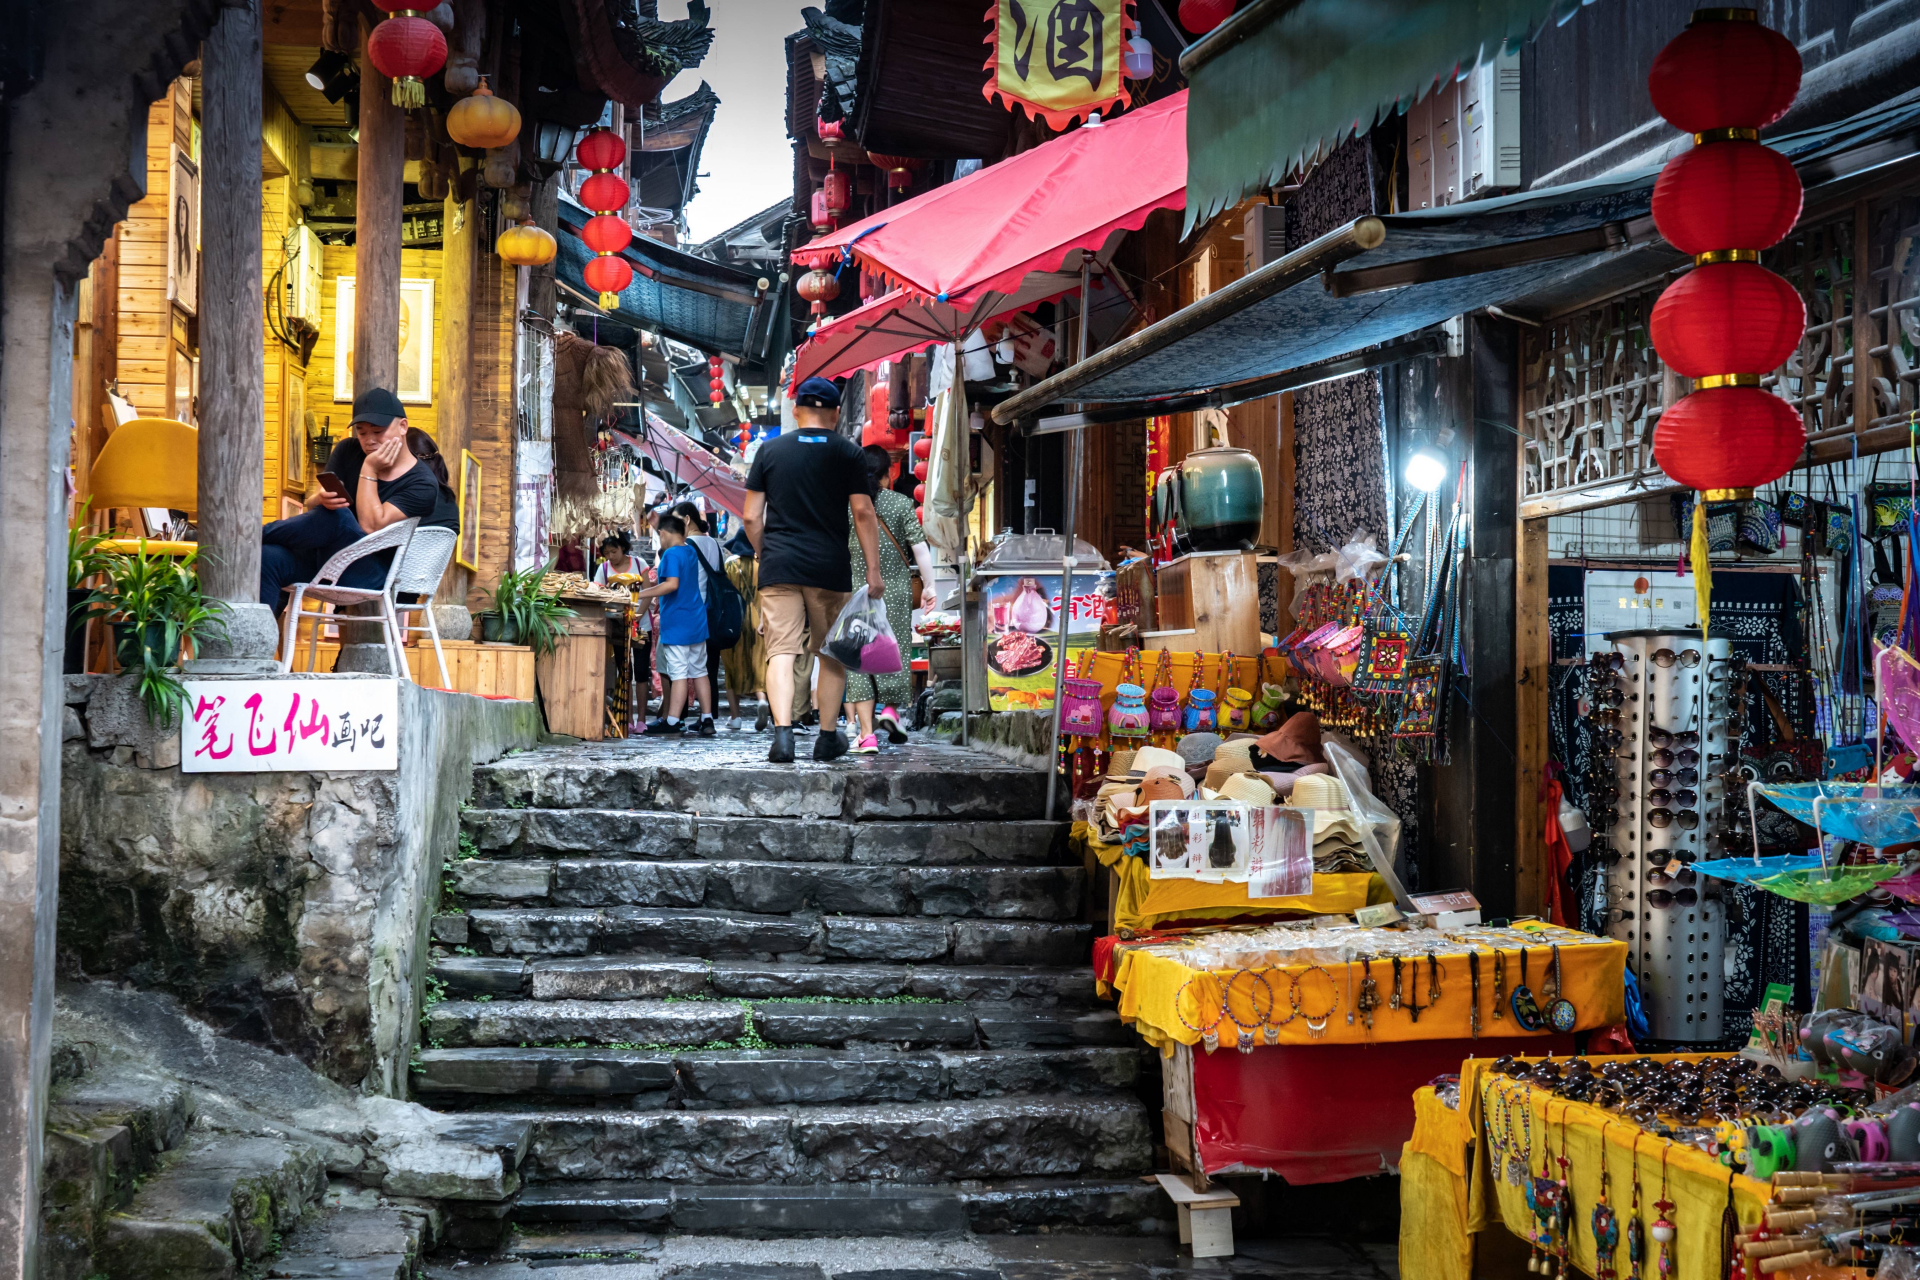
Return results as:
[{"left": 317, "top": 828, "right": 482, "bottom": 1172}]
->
[
  {"left": 305, "top": 49, "right": 349, "bottom": 92},
  {"left": 1404, "top": 446, "right": 1448, "bottom": 492}
]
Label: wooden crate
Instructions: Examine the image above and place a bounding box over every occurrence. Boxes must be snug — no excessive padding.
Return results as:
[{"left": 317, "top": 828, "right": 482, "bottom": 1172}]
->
[
  {"left": 1152, "top": 551, "right": 1261, "bottom": 655},
  {"left": 288, "top": 637, "right": 535, "bottom": 700},
  {"left": 534, "top": 612, "right": 612, "bottom": 740}
]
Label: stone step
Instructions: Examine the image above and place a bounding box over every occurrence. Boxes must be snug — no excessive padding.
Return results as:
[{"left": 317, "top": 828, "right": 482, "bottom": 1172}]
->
[
  {"left": 433, "top": 955, "right": 1099, "bottom": 1005},
  {"left": 451, "top": 859, "right": 1085, "bottom": 920},
  {"left": 445, "top": 907, "right": 1093, "bottom": 966},
  {"left": 469, "top": 746, "right": 1045, "bottom": 819},
  {"left": 495, "top": 1095, "right": 1153, "bottom": 1184},
  {"left": 412, "top": 1045, "right": 1144, "bottom": 1107},
  {"left": 266, "top": 1195, "right": 432, "bottom": 1280},
  {"left": 422, "top": 998, "right": 1133, "bottom": 1052},
  {"left": 462, "top": 809, "right": 1067, "bottom": 866},
  {"left": 508, "top": 1176, "right": 1169, "bottom": 1237}
]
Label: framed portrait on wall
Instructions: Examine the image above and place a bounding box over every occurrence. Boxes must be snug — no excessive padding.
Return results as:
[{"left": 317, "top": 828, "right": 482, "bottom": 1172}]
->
[
  {"left": 332, "top": 276, "right": 435, "bottom": 404},
  {"left": 456, "top": 449, "right": 481, "bottom": 571},
  {"left": 284, "top": 366, "right": 309, "bottom": 488},
  {"left": 168, "top": 149, "right": 199, "bottom": 314}
]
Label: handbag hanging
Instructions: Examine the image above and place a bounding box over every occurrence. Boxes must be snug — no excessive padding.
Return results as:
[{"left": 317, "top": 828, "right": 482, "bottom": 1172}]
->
[
  {"left": 1251, "top": 649, "right": 1287, "bottom": 731},
  {"left": 1182, "top": 654, "right": 1218, "bottom": 732},
  {"left": 1352, "top": 610, "right": 1414, "bottom": 693},
  {"left": 1146, "top": 648, "right": 1182, "bottom": 739},
  {"left": 1108, "top": 649, "right": 1151, "bottom": 739},
  {"left": 1058, "top": 646, "right": 1105, "bottom": 739}
]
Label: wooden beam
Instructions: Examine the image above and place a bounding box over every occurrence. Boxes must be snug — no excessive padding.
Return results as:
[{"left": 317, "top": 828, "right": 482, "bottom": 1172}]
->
[
  {"left": 198, "top": 1, "right": 266, "bottom": 604},
  {"left": 439, "top": 167, "right": 478, "bottom": 604},
  {"left": 354, "top": 17, "right": 404, "bottom": 395},
  {"left": 1515, "top": 515, "right": 1550, "bottom": 918}
]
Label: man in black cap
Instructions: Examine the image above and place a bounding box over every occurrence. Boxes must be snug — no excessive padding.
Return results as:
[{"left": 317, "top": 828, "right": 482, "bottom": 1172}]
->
[
  {"left": 744, "top": 376, "right": 883, "bottom": 763},
  {"left": 259, "top": 386, "right": 458, "bottom": 613}
]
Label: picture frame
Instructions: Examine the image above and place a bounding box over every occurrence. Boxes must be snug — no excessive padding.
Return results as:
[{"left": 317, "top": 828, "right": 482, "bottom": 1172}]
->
[
  {"left": 332, "top": 276, "right": 435, "bottom": 404},
  {"left": 283, "top": 366, "right": 309, "bottom": 488},
  {"left": 168, "top": 148, "right": 199, "bottom": 314},
  {"left": 456, "top": 449, "right": 481, "bottom": 571}
]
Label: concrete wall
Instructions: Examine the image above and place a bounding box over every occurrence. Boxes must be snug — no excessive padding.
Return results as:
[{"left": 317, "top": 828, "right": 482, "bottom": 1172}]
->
[{"left": 58, "top": 674, "right": 538, "bottom": 1095}]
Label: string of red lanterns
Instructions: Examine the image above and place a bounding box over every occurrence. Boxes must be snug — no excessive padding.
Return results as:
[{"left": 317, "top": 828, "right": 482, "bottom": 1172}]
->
[
  {"left": 1647, "top": 8, "right": 1806, "bottom": 502},
  {"left": 708, "top": 354, "right": 727, "bottom": 407},
  {"left": 575, "top": 127, "right": 634, "bottom": 309},
  {"left": 366, "top": 1, "right": 447, "bottom": 109}
]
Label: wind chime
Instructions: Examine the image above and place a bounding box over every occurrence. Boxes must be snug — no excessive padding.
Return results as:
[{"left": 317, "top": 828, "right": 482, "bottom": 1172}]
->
[
  {"left": 1646, "top": 8, "right": 1806, "bottom": 630},
  {"left": 576, "top": 128, "right": 635, "bottom": 310}
]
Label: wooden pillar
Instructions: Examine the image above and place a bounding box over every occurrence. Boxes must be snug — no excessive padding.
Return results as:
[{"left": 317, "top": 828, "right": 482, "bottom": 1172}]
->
[
  {"left": 440, "top": 165, "right": 478, "bottom": 600},
  {"left": 1515, "top": 515, "right": 1551, "bottom": 916},
  {"left": 354, "top": 18, "right": 405, "bottom": 396},
  {"left": 196, "top": 0, "right": 266, "bottom": 604}
]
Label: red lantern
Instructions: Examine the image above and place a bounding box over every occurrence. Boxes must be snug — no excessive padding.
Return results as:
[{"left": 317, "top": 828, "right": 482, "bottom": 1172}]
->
[
  {"left": 1651, "top": 141, "right": 1801, "bottom": 256},
  {"left": 866, "top": 153, "right": 926, "bottom": 191},
  {"left": 366, "top": 14, "right": 446, "bottom": 108},
  {"left": 823, "top": 168, "right": 852, "bottom": 214},
  {"left": 710, "top": 390, "right": 724, "bottom": 405},
  {"left": 915, "top": 506, "right": 926, "bottom": 525},
  {"left": 913, "top": 484, "right": 925, "bottom": 502},
  {"left": 797, "top": 268, "right": 840, "bottom": 317},
  {"left": 576, "top": 128, "right": 626, "bottom": 173},
  {"left": 580, "top": 213, "right": 632, "bottom": 256},
  {"left": 912, "top": 436, "right": 932, "bottom": 459},
  {"left": 583, "top": 254, "right": 632, "bottom": 307},
  {"left": 1178, "top": 0, "right": 1234, "bottom": 35},
  {"left": 710, "top": 377, "right": 726, "bottom": 392},
  {"left": 913, "top": 459, "right": 928, "bottom": 481},
  {"left": 817, "top": 117, "right": 846, "bottom": 144},
  {"left": 1652, "top": 387, "right": 1804, "bottom": 494},
  {"left": 1650, "top": 262, "right": 1804, "bottom": 377},
  {"left": 810, "top": 189, "right": 834, "bottom": 234},
  {"left": 579, "top": 172, "right": 630, "bottom": 214},
  {"left": 1648, "top": 14, "right": 1801, "bottom": 134}
]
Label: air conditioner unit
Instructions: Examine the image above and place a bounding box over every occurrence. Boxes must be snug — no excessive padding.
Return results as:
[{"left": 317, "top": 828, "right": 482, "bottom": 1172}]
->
[
  {"left": 1461, "top": 47, "right": 1522, "bottom": 197},
  {"left": 285, "top": 225, "right": 324, "bottom": 322},
  {"left": 1242, "top": 202, "right": 1288, "bottom": 272}
]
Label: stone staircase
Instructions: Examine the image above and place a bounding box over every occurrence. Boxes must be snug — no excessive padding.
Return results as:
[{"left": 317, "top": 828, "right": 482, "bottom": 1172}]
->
[{"left": 416, "top": 738, "right": 1161, "bottom": 1243}]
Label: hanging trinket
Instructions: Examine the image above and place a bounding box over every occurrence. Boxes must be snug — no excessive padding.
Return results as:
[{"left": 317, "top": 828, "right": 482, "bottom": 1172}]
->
[
  {"left": 1592, "top": 1122, "right": 1621, "bottom": 1280},
  {"left": 1174, "top": 975, "right": 1226, "bottom": 1053},
  {"left": 1545, "top": 943, "right": 1579, "bottom": 1033},
  {"left": 1390, "top": 956, "right": 1404, "bottom": 1010},
  {"left": 1627, "top": 1135, "right": 1647, "bottom": 1280},
  {"left": 1291, "top": 963, "right": 1338, "bottom": 1038},
  {"left": 1492, "top": 950, "right": 1506, "bottom": 1021},
  {"left": 1223, "top": 969, "right": 1274, "bottom": 1053},
  {"left": 1468, "top": 952, "right": 1482, "bottom": 1039},
  {"left": 1357, "top": 956, "right": 1379, "bottom": 1032},
  {"left": 1511, "top": 947, "right": 1545, "bottom": 1031}
]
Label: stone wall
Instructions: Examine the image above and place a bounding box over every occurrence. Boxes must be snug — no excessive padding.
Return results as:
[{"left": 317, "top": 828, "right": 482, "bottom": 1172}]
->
[{"left": 58, "top": 674, "right": 539, "bottom": 1095}]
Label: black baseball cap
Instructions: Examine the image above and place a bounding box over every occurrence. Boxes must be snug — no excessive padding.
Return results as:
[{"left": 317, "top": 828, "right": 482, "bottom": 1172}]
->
[
  {"left": 351, "top": 387, "right": 406, "bottom": 428},
  {"left": 793, "top": 376, "right": 841, "bottom": 409}
]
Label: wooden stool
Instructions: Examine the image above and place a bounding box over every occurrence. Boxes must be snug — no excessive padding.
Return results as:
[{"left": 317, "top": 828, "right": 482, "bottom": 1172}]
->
[{"left": 1155, "top": 1172, "right": 1239, "bottom": 1258}]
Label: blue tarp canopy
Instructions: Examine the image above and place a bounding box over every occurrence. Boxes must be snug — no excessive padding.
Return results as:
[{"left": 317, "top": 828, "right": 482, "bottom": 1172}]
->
[
  {"left": 992, "top": 90, "right": 1920, "bottom": 423},
  {"left": 556, "top": 194, "right": 771, "bottom": 364}
]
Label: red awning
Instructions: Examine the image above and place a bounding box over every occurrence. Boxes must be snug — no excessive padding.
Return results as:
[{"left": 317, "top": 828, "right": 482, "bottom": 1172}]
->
[
  {"left": 616, "top": 414, "right": 749, "bottom": 519},
  {"left": 790, "top": 286, "right": 1073, "bottom": 386},
  {"left": 791, "top": 90, "right": 1187, "bottom": 307}
]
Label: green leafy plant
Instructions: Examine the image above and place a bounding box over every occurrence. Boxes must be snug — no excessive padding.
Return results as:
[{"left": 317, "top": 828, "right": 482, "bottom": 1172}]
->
[
  {"left": 481, "top": 560, "right": 575, "bottom": 656},
  {"left": 82, "top": 544, "right": 228, "bottom": 729},
  {"left": 68, "top": 506, "right": 117, "bottom": 591}
]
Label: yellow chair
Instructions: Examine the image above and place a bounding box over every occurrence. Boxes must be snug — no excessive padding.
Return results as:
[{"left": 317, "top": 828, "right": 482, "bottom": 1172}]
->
[{"left": 90, "top": 417, "right": 198, "bottom": 514}]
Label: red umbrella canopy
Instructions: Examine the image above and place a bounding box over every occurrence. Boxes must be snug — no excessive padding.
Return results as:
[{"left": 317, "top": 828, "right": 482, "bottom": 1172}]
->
[
  {"left": 792, "top": 90, "right": 1187, "bottom": 308},
  {"left": 790, "top": 283, "right": 1080, "bottom": 388}
]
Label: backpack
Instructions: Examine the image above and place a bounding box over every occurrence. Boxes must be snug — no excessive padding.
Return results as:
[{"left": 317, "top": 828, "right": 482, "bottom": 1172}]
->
[{"left": 692, "top": 544, "right": 744, "bottom": 651}]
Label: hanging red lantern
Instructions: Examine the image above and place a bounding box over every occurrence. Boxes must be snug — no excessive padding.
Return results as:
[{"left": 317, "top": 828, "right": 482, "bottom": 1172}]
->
[
  {"left": 366, "top": 13, "right": 446, "bottom": 109},
  {"left": 823, "top": 167, "right": 852, "bottom": 214},
  {"left": 1177, "top": 0, "right": 1234, "bottom": 35},
  {"left": 810, "top": 189, "right": 834, "bottom": 234},
  {"left": 1651, "top": 141, "right": 1801, "bottom": 256},
  {"left": 866, "top": 153, "right": 926, "bottom": 191},
  {"left": 915, "top": 506, "right": 926, "bottom": 525},
  {"left": 582, "top": 254, "right": 633, "bottom": 303},
  {"left": 912, "top": 436, "right": 932, "bottom": 459},
  {"left": 797, "top": 268, "right": 840, "bottom": 317},
  {"left": 1647, "top": 13, "right": 1801, "bottom": 134},
  {"left": 817, "top": 117, "right": 846, "bottom": 144},
  {"left": 580, "top": 213, "right": 632, "bottom": 256},
  {"left": 1652, "top": 387, "right": 1804, "bottom": 495},
  {"left": 1650, "top": 262, "right": 1804, "bottom": 377},
  {"left": 579, "top": 172, "right": 630, "bottom": 214},
  {"left": 710, "top": 377, "right": 726, "bottom": 392},
  {"left": 576, "top": 128, "right": 626, "bottom": 172},
  {"left": 913, "top": 459, "right": 928, "bottom": 481},
  {"left": 913, "top": 484, "right": 925, "bottom": 503}
]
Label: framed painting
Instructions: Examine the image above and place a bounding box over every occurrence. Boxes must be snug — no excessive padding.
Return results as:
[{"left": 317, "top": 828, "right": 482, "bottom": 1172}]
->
[
  {"left": 283, "top": 366, "right": 309, "bottom": 488},
  {"left": 332, "top": 276, "right": 435, "bottom": 404},
  {"left": 168, "top": 149, "right": 199, "bottom": 314},
  {"left": 456, "top": 449, "right": 481, "bottom": 570}
]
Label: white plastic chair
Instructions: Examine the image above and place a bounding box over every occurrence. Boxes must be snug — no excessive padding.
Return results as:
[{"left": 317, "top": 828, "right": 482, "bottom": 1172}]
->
[
  {"left": 389, "top": 526, "right": 458, "bottom": 689},
  {"left": 278, "top": 518, "right": 421, "bottom": 677}
]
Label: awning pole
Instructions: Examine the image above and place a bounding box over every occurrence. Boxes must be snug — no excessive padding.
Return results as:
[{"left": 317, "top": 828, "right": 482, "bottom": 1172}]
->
[{"left": 1044, "top": 258, "right": 1095, "bottom": 820}]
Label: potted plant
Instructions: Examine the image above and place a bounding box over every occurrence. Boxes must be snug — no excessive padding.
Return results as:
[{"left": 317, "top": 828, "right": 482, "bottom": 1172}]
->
[
  {"left": 480, "top": 561, "right": 574, "bottom": 656},
  {"left": 66, "top": 507, "right": 118, "bottom": 674},
  {"left": 82, "top": 544, "right": 228, "bottom": 727}
]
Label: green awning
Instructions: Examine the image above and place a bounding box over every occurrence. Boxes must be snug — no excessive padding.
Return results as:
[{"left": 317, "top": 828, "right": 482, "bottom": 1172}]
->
[{"left": 1183, "top": 0, "right": 1564, "bottom": 232}]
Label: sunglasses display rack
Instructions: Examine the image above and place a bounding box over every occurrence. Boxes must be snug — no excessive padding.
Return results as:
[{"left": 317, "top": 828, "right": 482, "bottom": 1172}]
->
[{"left": 1591, "top": 629, "right": 1738, "bottom": 1042}]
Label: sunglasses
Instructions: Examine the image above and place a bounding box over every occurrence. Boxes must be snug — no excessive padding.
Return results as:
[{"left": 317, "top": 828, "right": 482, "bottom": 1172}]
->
[
  {"left": 1648, "top": 808, "right": 1700, "bottom": 830},
  {"left": 1588, "top": 807, "right": 1620, "bottom": 828},
  {"left": 1648, "top": 848, "right": 1696, "bottom": 864},
  {"left": 1648, "top": 729, "right": 1700, "bottom": 748},
  {"left": 1590, "top": 726, "right": 1625, "bottom": 747},
  {"left": 1587, "top": 784, "right": 1621, "bottom": 804},
  {"left": 1647, "top": 887, "right": 1700, "bottom": 907},
  {"left": 1593, "top": 848, "right": 1623, "bottom": 865},
  {"left": 1649, "top": 767, "right": 1699, "bottom": 787},
  {"left": 1648, "top": 787, "right": 1698, "bottom": 808},
  {"left": 1588, "top": 652, "right": 1626, "bottom": 671},
  {"left": 1590, "top": 687, "right": 1626, "bottom": 708},
  {"left": 1652, "top": 648, "right": 1702, "bottom": 668},
  {"left": 1649, "top": 748, "right": 1700, "bottom": 767},
  {"left": 1648, "top": 867, "right": 1698, "bottom": 888}
]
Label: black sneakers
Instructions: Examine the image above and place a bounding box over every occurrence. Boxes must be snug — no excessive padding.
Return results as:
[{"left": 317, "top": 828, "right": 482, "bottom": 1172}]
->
[
  {"left": 768, "top": 726, "right": 796, "bottom": 763},
  {"left": 813, "top": 729, "right": 850, "bottom": 762}
]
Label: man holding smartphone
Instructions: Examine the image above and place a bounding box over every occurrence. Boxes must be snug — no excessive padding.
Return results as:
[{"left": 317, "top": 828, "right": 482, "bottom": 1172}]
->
[{"left": 258, "top": 386, "right": 458, "bottom": 614}]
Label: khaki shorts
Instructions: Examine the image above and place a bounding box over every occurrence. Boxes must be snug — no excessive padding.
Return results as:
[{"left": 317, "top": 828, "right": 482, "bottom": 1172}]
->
[{"left": 760, "top": 584, "right": 852, "bottom": 663}]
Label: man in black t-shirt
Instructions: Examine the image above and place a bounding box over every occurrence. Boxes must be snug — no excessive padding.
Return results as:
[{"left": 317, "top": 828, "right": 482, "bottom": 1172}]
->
[
  {"left": 745, "top": 376, "right": 884, "bottom": 764},
  {"left": 259, "top": 386, "right": 458, "bottom": 614}
]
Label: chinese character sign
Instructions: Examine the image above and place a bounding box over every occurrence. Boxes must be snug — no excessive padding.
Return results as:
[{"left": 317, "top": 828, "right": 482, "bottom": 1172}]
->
[
  {"left": 984, "top": 0, "right": 1130, "bottom": 128},
  {"left": 182, "top": 678, "right": 401, "bottom": 773}
]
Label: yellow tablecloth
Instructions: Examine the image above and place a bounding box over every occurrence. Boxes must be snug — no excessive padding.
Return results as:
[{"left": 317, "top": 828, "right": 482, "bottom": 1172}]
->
[
  {"left": 1464, "top": 1056, "right": 1769, "bottom": 1280},
  {"left": 1074, "top": 822, "right": 1385, "bottom": 936},
  {"left": 1400, "top": 1089, "right": 1474, "bottom": 1280},
  {"left": 1108, "top": 931, "right": 1626, "bottom": 1053}
]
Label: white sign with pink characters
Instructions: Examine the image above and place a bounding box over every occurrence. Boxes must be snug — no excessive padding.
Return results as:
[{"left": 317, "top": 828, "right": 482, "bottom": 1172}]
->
[{"left": 181, "top": 678, "right": 400, "bottom": 772}]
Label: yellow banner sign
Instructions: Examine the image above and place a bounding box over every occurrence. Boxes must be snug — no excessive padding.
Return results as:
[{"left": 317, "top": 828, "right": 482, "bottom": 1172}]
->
[{"left": 982, "top": 0, "right": 1131, "bottom": 129}]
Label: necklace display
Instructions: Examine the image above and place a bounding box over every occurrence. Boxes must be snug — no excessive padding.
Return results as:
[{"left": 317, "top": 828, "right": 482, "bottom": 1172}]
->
[
  {"left": 1291, "top": 964, "right": 1339, "bottom": 1037},
  {"left": 1512, "top": 947, "right": 1545, "bottom": 1030},
  {"left": 1652, "top": 1147, "right": 1676, "bottom": 1280},
  {"left": 1357, "top": 957, "right": 1379, "bottom": 1030},
  {"left": 1468, "top": 952, "right": 1482, "bottom": 1038},
  {"left": 1222, "top": 969, "right": 1274, "bottom": 1052},
  {"left": 1492, "top": 949, "right": 1505, "bottom": 1021},
  {"left": 1390, "top": 957, "right": 1404, "bottom": 1010},
  {"left": 1592, "top": 1121, "right": 1620, "bottom": 1280},
  {"left": 1627, "top": 1134, "right": 1646, "bottom": 1280},
  {"left": 1545, "top": 944, "right": 1578, "bottom": 1033}
]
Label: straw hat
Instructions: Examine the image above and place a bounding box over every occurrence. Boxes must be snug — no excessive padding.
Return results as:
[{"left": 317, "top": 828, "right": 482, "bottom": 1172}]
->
[
  {"left": 1123, "top": 746, "right": 1187, "bottom": 779},
  {"left": 1216, "top": 772, "right": 1276, "bottom": 806},
  {"left": 1286, "top": 774, "right": 1364, "bottom": 838},
  {"left": 1139, "top": 771, "right": 1194, "bottom": 803},
  {"left": 1175, "top": 733, "right": 1223, "bottom": 766},
  {"left": 1104, "top": 749, "right": 1139, "bottom": 783},
  {"left": 1203, "top": 747, "right": 1257, "bottom": 796}
]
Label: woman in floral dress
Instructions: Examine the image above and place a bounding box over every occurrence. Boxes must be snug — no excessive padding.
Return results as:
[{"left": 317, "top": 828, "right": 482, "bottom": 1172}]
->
[{"left": 846, "top": 446, "right": 935, "bottom": 751}]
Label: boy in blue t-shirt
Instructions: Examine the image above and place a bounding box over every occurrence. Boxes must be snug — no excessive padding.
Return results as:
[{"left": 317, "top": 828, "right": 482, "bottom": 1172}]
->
[{"left": 631, "top": 514, "right": 713, "bottom": 737}]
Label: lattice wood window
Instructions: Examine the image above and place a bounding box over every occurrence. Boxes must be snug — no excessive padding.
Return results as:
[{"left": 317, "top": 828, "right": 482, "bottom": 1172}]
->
[
  {"left": 1521, "top": 285, "right": 1668, "bottom": 501},
  {"left": 1864, "top": 191, "right": 1920, "bottom": 435},
  {"left": 1768, "top": 205, "right": 1855, "bottom": 444}
]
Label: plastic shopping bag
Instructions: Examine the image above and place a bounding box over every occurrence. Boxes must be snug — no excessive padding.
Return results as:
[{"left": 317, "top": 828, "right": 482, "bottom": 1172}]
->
[{"left": 823, "top": 586, "right": 903, "bottom": 675}]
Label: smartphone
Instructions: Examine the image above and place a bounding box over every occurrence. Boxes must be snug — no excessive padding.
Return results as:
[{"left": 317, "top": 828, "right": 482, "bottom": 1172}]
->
[{"left": 317, "top": 471, "right": 350, "bottom": 500}]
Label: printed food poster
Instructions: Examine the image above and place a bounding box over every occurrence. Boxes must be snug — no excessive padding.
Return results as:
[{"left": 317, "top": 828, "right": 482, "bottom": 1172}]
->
[{"left": 979, "top": 571, "right": 1112, "bottom": 711}]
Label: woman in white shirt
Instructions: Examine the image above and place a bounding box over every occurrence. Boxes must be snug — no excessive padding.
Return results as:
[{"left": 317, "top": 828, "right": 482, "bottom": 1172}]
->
[{"left": 596, "top": 532, "right": 653, "bottom": 721}]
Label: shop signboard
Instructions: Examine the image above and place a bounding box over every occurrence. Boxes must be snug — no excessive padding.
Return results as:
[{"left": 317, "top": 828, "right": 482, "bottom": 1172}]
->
[
  {"left": 979, "top": 569, "right": 1112, "bottom": 711},
  {"left": 182, "top": 677, "right": 399, "bottom": 772}
]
